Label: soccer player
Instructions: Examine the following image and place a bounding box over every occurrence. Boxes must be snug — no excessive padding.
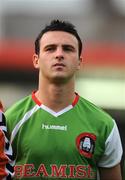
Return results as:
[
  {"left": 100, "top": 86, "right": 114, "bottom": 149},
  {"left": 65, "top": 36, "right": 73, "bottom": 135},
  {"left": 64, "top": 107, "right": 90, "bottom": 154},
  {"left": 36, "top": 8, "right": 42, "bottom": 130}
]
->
[
  {"left": 0, "top": 101, "right": 14, "bottom": 179},
  {"left": 5, "top": 20, "right": 122, "bottom": 180}
]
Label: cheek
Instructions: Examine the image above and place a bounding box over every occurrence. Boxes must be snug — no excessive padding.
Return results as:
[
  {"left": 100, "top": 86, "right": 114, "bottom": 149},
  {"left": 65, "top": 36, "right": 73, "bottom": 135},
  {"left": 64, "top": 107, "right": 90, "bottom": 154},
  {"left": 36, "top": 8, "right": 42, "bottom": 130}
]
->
[
  {"left": 77, "top": 60, "right": 81, "bottom": 70},
  {"left": 39, "top": 59, "right": 51, "bottom": 72},
  {"left": 71, "top": 57, "right": 80, "bottom": 70},
  {"left": 74, "top": 55, "right": 81, "bottom": 69}
]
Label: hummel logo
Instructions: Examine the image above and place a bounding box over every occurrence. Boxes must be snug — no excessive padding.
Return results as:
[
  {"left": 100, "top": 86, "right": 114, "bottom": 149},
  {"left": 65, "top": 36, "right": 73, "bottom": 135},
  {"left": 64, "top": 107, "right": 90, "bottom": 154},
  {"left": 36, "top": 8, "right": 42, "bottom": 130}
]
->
[{"left": 42, "top": 123, "right": 67, "bottom": 131}]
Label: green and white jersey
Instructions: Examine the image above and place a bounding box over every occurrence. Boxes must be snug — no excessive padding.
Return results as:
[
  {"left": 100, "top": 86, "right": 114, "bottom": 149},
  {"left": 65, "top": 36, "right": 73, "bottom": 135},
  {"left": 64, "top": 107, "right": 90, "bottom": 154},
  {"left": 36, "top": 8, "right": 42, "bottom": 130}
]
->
[{"left": 5, "top": 92, "right": 122, "bottom": 180}]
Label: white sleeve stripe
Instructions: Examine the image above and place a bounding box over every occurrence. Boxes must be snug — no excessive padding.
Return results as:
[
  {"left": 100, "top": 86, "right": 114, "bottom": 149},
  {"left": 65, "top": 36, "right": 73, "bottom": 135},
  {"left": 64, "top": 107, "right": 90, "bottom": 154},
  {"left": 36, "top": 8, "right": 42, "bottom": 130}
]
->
[{"left": 98, "top": 119, "right": 123, "bottom": 168}]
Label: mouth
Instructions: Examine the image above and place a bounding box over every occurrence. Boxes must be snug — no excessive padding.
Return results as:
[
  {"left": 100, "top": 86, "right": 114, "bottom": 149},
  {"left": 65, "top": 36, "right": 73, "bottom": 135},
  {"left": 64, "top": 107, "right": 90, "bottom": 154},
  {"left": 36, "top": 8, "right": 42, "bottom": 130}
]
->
[{"left": 53, "top": 63, "right": 65, "bottom": 67}]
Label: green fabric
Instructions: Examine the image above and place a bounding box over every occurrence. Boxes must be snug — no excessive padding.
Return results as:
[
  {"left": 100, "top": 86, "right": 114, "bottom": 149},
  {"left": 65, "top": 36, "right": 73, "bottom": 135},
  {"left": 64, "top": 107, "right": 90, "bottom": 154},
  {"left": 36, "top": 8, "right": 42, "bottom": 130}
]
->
[{"left": 5, "top": 94, "right": 114, "bottom": 179}]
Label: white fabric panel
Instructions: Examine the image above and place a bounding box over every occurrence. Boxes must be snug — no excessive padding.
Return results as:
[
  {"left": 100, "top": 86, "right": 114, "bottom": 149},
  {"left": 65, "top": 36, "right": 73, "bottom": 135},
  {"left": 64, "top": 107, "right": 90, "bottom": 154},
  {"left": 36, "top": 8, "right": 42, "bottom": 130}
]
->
[{"left": 98, "top": 120, "right": 123, "bottom": 167}]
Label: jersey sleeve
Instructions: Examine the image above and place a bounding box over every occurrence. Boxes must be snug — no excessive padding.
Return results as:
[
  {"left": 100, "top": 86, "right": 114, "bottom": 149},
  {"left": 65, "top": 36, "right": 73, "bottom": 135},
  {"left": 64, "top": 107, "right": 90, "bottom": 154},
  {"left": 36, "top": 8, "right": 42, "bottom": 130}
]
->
[
  {"left": 0, "top": 111, "right": 15, "bottom": 179},
  {"left": 98, "top": 119, "right": 123, "bottom": 168}
]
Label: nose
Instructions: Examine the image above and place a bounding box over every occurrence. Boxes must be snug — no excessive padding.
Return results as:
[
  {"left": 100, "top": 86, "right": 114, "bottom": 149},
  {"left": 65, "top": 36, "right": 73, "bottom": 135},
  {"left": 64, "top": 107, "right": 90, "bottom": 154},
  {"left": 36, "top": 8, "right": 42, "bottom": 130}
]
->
[{"left": 55, "top": 47, "right": 64, "bottom": 60}]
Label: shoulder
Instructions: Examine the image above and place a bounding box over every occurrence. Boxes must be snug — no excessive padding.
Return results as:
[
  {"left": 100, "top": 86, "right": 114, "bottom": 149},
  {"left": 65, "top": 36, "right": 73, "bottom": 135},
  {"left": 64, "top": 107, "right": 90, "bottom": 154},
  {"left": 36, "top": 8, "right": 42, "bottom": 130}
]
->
[
  {"left": 78, "top": 96, "right": 114, "bottom": 121},
  {"left": 5, "top": 94, "right": 33, "bottom": 116},
  {"left": 5, "top": 94, "right": 36, "bottom": 131},
  {"left": 78, "top": 96, "right": 114, "bottom": 130}
]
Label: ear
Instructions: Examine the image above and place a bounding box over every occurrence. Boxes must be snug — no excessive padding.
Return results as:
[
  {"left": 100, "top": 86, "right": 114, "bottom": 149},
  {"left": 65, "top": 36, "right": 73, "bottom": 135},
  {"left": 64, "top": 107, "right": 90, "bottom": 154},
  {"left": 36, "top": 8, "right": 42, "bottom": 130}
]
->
[
  {"left": 77, "top": 56, "right": 82, "bottom": 70},
  {"left": 32, "top": 54, "right": 39, "bottom": 69}
]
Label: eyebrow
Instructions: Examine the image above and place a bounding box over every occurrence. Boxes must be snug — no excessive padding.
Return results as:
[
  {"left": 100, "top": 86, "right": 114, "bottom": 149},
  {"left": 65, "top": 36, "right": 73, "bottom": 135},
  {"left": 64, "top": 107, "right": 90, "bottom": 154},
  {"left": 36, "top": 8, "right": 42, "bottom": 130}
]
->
[
  {"left": 43, "top": 44, "right": 76, "bottom": 50},
  {"left": 43, "top": 44, "right": 56, "bottom": 49}
]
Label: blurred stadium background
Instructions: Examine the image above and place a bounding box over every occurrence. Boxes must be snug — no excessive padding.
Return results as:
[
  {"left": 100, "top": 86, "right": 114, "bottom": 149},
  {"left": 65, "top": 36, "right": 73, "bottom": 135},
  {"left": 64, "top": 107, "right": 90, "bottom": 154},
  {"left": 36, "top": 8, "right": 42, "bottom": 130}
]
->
[{"left": 0, "top": 0, "right": 125, "bottom": 174}]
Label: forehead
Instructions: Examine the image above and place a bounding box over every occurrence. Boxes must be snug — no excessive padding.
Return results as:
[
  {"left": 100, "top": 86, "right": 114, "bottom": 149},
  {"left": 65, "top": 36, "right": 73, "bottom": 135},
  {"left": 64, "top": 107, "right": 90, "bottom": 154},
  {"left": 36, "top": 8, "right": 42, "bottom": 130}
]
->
[{"left": 40, "top": 31, "right": 78, "bottom": 47}]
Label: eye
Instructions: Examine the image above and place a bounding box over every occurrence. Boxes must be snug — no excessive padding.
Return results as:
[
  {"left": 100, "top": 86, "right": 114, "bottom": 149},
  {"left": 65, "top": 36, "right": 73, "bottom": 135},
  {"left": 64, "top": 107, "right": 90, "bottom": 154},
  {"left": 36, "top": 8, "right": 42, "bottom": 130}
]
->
[
  {"left": 63, "top": 45, "right": 75, "bottom": 52},
  {"left": 44, "top": 45, "right": 56, "bottom": 52},
  {"left": 46, "top": 48, "right": 53, "bottom": 51}
]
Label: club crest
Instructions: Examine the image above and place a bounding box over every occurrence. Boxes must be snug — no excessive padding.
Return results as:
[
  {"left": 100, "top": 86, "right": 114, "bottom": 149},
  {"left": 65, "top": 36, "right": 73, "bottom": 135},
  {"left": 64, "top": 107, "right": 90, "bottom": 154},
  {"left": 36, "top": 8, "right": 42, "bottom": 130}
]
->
[{"left": 76, "top": 132, "right": 96, "bottom": 158}]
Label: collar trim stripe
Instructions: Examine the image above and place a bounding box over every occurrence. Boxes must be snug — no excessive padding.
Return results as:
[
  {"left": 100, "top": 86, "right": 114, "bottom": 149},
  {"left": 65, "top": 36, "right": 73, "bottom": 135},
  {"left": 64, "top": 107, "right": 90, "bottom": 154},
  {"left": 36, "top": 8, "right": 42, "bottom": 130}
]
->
[
  {"left": 32, "top": 91, "right": 41, "bottom": 106},
  {"left": 31, "top": 91, "right": 79, "bottom": 117},
  {"left": 32, "top": 91, "right": 79, "bottom": 107},
  {"left": 72, "top": 93, "right": 79, "bottom": 106}
]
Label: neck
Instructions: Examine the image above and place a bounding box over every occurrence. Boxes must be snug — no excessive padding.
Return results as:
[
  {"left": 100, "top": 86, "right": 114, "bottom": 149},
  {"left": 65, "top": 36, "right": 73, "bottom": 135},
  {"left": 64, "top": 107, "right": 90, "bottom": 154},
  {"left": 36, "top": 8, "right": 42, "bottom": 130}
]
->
[{"left": 35, "top": 77, "right": 75, "bottom": 112}]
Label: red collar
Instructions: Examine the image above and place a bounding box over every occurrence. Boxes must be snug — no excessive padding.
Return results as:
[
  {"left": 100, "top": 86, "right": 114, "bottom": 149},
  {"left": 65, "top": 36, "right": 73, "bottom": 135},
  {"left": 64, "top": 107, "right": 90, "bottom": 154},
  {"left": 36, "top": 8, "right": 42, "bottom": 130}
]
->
[{"left": 32, "top": 91, "right": 79, "bottom": 107}]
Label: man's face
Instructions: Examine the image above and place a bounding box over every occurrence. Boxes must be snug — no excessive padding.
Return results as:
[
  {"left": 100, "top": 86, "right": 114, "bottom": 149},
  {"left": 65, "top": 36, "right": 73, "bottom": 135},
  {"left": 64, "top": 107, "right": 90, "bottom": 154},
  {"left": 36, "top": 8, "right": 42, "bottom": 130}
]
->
[{"left": 33, "top": 31, "right": 81, "bottom": 83}]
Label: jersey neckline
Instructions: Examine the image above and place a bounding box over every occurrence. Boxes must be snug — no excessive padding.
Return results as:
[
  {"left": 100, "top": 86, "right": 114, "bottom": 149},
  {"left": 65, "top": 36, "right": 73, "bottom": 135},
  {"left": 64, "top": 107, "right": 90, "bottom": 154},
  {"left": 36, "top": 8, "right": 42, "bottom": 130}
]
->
[{"left": 32, "top": 91, "right": 79, "bottom": 117}]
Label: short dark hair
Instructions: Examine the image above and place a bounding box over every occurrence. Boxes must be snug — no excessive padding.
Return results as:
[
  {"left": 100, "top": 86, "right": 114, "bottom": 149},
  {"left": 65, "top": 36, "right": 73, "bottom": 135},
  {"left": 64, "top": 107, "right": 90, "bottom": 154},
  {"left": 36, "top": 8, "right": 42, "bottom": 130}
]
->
[{"left": 35, "top": 19, "right": 82, "bottom": 57}]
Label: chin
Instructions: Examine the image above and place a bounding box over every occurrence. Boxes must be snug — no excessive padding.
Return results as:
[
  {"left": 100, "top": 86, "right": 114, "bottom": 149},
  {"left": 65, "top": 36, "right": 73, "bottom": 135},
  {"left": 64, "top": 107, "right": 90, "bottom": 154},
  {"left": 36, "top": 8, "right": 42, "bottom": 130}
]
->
[{"left": 50, "top": 76, "right": 69, "bottom": 84}]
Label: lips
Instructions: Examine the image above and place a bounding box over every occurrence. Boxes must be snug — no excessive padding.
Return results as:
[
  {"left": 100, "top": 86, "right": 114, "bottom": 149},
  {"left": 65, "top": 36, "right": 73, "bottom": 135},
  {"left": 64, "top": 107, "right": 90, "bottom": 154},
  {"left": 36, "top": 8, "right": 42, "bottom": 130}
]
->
[{"left": 53, "top": 63, "right": 65, "bottom": 67}]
